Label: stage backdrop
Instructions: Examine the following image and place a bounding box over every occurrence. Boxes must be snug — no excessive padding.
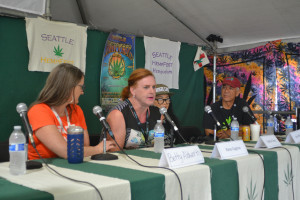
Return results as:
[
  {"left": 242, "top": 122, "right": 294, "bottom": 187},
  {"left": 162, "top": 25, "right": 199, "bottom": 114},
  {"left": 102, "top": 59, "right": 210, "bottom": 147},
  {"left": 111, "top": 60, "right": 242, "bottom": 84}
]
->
[
  {"left": 0, "top": 16, "right": 204, "bottom": 141},
  {"left": 204, "top": 40, "right": 300, "bottom": 132}
]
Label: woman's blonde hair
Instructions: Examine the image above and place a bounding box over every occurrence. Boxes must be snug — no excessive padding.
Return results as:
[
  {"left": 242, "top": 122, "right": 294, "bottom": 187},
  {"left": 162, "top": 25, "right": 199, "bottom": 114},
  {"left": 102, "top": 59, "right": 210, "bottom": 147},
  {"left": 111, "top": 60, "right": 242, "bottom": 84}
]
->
[
  {"left": 32, "top": 63, "right": 84, "bottom": 112},
  {"left": 121, "top": 68, "right": 154, "bottom": 100}
]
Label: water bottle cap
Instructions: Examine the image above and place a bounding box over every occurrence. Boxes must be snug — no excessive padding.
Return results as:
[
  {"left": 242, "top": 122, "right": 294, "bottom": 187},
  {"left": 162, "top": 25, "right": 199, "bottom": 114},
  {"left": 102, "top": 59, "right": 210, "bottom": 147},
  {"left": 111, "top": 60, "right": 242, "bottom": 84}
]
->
[
  {"left": 14, "top": 125, "right": 21, "bottom": 130},
  {"left": 157, "top": 120, "right": 161, "bottom": 123}
]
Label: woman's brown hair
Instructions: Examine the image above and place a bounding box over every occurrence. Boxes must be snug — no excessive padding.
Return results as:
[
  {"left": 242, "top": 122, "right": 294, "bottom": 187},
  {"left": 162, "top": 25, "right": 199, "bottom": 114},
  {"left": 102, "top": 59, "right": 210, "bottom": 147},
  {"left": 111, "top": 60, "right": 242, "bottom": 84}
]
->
[
  {"left": 121, "top": 68, "right": 154, "bottom": 100},
  {"left": 31, "top": 63, "right": 84, "bottom": 115}
]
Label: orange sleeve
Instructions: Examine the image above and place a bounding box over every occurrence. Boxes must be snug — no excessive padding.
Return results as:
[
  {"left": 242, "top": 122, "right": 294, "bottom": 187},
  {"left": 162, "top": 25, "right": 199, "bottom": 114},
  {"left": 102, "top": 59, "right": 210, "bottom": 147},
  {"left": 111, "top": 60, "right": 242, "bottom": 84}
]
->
[{"left": 28, "top": 103, "right": 56, "bottom": 132}]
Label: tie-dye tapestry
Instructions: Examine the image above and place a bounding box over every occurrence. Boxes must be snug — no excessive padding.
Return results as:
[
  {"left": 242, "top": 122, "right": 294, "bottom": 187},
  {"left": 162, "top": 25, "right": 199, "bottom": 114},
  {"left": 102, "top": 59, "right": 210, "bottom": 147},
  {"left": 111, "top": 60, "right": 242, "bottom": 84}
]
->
[{"left": 204, "top": 40, "right": 300, "bottom": 133}]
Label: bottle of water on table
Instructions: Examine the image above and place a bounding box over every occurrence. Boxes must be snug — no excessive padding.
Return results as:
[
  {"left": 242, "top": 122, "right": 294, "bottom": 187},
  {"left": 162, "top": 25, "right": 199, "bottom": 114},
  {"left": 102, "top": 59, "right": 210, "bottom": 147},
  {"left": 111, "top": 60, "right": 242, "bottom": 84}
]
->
[
  {"left": 154, "top": 120, "right": 165, "bottom": 153},
  {"left": 285, "top": 116, "right": 293, "bottom": 136},
  {"left": 9, "top": 126, "right": 26, "bottom": 175},
  {"left": 230, "top": 117, "right": 239, "bottom": 140},
  {"left": 266, "top": 115, "right": 274, "bottom": 135}
]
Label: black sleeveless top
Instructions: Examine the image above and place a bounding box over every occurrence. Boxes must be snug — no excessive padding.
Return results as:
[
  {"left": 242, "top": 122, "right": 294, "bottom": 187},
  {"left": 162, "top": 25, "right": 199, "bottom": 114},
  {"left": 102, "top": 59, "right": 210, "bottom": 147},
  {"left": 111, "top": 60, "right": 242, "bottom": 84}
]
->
[{"left": 109, "top": 100, "right": 161, "bottom": 148}]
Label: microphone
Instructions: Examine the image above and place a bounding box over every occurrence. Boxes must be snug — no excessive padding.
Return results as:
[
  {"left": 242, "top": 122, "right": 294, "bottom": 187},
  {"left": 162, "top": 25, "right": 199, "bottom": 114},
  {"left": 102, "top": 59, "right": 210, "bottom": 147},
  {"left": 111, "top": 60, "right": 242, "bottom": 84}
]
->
[
  {"left": 16, "top": 103, "right": 35, "bottom": 148},
  {"left": 242, "top": 106, "right": 257, "bottom": 123},
  {"left": 204, "top": 105, "right": 221, "bottom": 127},
  {"left": 92, "top": 106, "right": 115, "bottom": 139},
  {"left": 159, "top": 107, "right": 179, "bottom": 131}
]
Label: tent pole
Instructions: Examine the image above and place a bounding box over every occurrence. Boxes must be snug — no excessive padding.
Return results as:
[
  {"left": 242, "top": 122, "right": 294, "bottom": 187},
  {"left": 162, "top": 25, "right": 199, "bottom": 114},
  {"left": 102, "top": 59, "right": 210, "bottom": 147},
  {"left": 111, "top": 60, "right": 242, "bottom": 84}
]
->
[
  {"left": 213, "top": 41, "right": 217, "bottom": 103},
  {"left": 45, "top": 0, "right": 51, "bottom": 20}
]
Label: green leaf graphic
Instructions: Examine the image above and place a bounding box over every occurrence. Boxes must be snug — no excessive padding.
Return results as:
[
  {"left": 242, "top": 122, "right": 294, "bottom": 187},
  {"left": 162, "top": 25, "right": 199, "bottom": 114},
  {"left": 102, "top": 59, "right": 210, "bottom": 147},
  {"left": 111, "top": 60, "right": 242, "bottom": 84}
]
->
[
  {"left": 247, "top": 177, "right": 258, "bottom": 200},
  {"left": 283, "top": 163, "right": 294, "bottom": 186},
  {"left": 53, "top": 45, "right": 64, "bottom": 57}
]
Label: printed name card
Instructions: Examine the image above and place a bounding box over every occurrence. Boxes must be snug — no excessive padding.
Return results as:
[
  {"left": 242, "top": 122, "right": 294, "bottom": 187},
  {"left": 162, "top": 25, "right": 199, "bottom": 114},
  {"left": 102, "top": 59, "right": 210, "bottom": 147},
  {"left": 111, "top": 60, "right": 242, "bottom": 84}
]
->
[
  {"left": 158, "top": 146, "right": 205, "bottom": 169},
  {"left": 211, "top": 140, "right": 248, "bottom": 160},
  {"left": 285, "top": 130, "right": 300, "bottom": 144},
  {"left": 255, "top": 135, "right": 282, "bottom": 148}
]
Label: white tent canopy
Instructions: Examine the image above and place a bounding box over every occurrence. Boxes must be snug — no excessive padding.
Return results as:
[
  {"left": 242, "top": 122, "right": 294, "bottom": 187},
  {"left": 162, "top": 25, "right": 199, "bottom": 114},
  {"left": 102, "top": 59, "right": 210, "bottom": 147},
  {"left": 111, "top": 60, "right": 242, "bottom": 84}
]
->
[{"left": 1, "top": 0, "right": 300, "bottom": 53}]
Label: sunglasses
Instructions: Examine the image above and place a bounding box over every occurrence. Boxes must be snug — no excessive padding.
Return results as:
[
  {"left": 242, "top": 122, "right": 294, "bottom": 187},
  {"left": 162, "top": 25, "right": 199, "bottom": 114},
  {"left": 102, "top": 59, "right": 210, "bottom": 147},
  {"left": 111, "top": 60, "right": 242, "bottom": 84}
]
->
[{"left": 155, "top": 98, "right": 171, "bottom": 105}]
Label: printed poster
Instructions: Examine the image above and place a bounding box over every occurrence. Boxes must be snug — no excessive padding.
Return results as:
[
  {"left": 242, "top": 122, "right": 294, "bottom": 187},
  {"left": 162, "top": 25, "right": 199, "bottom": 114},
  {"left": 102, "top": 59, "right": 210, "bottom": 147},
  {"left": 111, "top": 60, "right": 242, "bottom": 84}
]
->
[{"left": 100, "top": 32, "right": 135, "bottom": 111}]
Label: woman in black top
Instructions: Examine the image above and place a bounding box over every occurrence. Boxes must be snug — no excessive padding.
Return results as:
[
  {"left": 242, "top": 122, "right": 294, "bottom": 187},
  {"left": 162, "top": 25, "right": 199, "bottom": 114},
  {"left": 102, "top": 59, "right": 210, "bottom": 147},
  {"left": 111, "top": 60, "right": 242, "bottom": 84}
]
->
[{"left": 107, "top": 69, "right": 160, "bottom": 151}]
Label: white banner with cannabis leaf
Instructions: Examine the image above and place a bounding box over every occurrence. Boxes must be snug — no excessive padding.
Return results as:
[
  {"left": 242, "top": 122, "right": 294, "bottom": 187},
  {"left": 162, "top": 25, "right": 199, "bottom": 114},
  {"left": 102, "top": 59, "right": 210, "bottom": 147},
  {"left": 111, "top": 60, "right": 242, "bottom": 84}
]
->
[{"left": 26, "top": 17, "right": 87, "bottom": 73}]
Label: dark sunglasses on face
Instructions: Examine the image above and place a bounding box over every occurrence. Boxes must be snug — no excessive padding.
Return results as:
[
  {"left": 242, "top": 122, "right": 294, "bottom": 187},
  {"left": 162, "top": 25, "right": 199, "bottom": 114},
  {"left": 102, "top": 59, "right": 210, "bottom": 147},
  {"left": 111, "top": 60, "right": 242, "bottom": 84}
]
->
[{"left": 155, "top": 98, "right": 171, "bottom": 105}]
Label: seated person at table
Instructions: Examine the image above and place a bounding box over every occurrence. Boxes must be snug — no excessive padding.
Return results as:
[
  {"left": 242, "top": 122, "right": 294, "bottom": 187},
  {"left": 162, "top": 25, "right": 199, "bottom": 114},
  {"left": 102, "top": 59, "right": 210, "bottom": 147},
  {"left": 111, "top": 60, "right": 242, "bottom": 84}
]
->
[
  {"left": 28, "top": 63, "right": 115, "bottom": 160},
  {"left": 203, "top": 77, "right": 254, "bottom": 139},
  {"left": 154, "top": 84, "right": 184, "bottom": 144},
  {"left": 107, "top": 69, "right": 161, "bottom": 151}
]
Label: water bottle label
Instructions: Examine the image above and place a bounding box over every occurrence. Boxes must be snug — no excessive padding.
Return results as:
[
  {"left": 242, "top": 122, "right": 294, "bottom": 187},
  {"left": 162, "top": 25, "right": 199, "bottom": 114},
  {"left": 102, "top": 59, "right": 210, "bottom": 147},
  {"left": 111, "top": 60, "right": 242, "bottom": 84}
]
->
[
  {"left": 9, "top": 143, "right": 25, "bottom": 151},
  {"left": 231, "top": 127, "right": 239, "bottom": 131},
  {"left": 285, "top": 125, "right": 293, "bottom": 129},
  {"left": 154, "top": 132, "right": 164, "bottom": 137},
  {"left": 267, "top": 123, "right": 273, "bottom": 127}
]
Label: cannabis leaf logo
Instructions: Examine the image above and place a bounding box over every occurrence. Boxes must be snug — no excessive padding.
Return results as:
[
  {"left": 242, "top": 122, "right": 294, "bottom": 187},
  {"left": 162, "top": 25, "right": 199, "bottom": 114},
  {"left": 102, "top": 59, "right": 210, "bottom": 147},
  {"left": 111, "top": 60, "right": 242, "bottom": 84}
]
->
[
  {"left": 53, "top": 45, "right": 64, "bottom": 57},
  {"left": 283, "top": 163, "right": 294, "bottom": 186},
  {"left": 110, "top": 58, "right": 123, "bottom": 76},
  {"left": 247, "top": 178, "right": 258, "bottom": 200}
]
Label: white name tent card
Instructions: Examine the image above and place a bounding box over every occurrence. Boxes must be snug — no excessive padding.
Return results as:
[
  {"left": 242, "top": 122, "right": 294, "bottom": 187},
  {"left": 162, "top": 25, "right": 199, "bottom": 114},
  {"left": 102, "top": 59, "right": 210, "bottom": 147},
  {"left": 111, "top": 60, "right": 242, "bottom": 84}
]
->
[
  {"left": 285, "top": 130, "right": 300, "bottom": 144},
  {"left": 255, "top": 135, "right": 282, "bottom": 148},
  {"left": 158, "top": 146, "right": 205, "bottom": 169},
  {"left": 211, "top": 140, "right": 248, "bottom": 160}
]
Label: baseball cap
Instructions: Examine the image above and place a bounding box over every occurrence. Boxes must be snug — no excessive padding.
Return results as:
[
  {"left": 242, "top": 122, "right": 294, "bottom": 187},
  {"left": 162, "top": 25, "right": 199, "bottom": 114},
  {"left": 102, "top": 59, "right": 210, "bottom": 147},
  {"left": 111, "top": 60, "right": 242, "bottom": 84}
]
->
[
  {"left": 155, "top": 84, "right": 173, "bottom": 96},
  {"left": 222, "top": 77, "right": 241, "bottom": 88}
]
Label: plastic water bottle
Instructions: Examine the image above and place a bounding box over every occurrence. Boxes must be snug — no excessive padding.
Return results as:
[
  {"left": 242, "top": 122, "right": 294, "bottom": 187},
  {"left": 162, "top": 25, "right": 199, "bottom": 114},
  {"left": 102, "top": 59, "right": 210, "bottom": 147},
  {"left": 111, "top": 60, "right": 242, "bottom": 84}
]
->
[
  {"left": 285, "top": 116, "right": 293, "bottom": 135},
  {"left": 230, "top": 117, "right": 239, "bottom": 140},
  {"left": 154, "top": 120, "right": 165, "bottom": 153},
  {"left": 9, "top": 126, "right": 26, "bottom": 175},
  {"left": 266, "top": 115, "right": 274, "bottom": 135}
]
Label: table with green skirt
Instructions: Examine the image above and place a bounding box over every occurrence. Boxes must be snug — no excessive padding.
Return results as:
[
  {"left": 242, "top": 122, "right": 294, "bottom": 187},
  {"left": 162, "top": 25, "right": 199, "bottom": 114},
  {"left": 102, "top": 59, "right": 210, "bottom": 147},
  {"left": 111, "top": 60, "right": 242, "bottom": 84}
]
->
[{"left": 0, "top": 141, "right": 299, "bottom": 200}]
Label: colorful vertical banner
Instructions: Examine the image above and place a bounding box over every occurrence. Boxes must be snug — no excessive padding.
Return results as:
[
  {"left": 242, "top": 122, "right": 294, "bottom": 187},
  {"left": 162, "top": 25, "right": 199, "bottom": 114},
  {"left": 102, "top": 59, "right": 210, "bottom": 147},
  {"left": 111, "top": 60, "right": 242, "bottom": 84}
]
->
[
  {"left": 144, "top": 36, "right": 181, "bottom": 89},
  {"left": 26, "top": 17, "right": 87, "bottom": 73},
  {"left": 100, "top": 32, "right": 135, "bottom": 111}
]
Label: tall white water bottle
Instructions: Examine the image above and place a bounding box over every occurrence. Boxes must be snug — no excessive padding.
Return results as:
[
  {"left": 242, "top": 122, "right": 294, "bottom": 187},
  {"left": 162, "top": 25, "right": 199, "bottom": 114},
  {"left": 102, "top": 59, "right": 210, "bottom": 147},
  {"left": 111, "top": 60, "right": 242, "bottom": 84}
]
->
[
  {"left": 9, "top": 126, "right": 26, "bottom": 175},
  {"left": 154, "top": 120, "right": 165, "bottom": 153},
  {"left": 266, "top": 115, "right": 274, "bottom": 135},
  {"left": 285, "top": 116, "right": 293, "bottom": 135},
  {"left": 230, "top": 117, "right": 239, "bottom": 140}
]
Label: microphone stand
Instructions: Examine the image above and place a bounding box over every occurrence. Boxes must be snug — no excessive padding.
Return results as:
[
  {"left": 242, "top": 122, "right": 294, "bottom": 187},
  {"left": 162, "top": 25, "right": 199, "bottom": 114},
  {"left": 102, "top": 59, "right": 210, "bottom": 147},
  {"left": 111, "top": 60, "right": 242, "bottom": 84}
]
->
[
  {"left": 169, "top": 128, "right": 174, "bottom": 148},
  {"left": 205, "top": 124, "right": 219, "bottom": 145},
  {"left": 91, "top": 129, "right": 118, "bottom": 160}
]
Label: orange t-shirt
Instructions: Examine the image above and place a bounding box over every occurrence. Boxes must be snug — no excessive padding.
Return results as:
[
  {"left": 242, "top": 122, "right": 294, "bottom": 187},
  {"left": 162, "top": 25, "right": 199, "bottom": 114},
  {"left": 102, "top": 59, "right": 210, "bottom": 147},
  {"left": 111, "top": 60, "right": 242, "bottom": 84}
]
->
[{"left": 27, "top": 103, "right": 87, "bottom": 160}]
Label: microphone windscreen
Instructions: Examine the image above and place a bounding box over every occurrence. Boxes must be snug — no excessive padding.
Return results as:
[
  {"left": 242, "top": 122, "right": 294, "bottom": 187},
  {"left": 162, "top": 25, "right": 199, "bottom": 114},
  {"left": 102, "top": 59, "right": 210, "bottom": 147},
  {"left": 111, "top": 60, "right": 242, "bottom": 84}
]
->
[
  {"left": 204, "top": 105, "right": 211, "bottom": 113},
  {"left": 242, "top": 106, "right": 249, "bottom": 113},
  {"left": 93, "top": 106, "right": 102, "bottom": 115},
  {"left": 159, "top": 107, "right": 167, "bottom": 115},
  {"left": 16, "top": 103, "right": 28, "bottom": 113}
]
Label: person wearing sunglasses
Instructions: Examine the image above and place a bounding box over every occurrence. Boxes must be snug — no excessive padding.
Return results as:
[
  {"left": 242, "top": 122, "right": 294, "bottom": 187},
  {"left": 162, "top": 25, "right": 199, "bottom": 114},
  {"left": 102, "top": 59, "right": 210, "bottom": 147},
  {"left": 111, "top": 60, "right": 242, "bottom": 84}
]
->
[
  {"left": 154, "top": 84, "right": 183, "bottom": 145},
  {"left": 27, "top": 63, "right": 115, "bottom": 160}
]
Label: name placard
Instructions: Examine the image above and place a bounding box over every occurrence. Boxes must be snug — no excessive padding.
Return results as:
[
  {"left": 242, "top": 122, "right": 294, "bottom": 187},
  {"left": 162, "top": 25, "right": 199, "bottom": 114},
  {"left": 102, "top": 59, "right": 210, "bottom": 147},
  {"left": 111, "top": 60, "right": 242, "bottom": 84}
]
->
[
  {"left": 285, "top": 130, "right": 300, "bottom": 144},
  {"left": 255, "top": 135, "right": 282, "bottom": 148},
  {"left": 158, "top": 146, "right": 205, "bottom": 169},
  {"left": 211, "top": 140, "right": 248, "bottom": 160}
]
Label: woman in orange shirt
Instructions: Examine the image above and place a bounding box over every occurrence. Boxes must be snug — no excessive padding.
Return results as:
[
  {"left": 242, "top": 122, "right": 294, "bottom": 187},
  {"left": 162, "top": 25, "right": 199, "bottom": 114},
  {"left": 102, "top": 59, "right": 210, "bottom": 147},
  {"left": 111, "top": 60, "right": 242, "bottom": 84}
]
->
[{"left": 28, "top": 63, "right": 115, "bottom": 160}]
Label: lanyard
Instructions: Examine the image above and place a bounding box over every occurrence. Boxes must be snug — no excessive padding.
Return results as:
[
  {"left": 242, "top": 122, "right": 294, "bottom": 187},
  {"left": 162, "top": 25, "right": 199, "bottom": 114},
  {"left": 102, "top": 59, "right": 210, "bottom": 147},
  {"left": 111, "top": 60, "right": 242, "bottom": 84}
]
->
[
  {"left": 51, "top": 107, "right": 70, "bottom": 133},
  {"left": 125, "top": 99, "right": 149, "bottom": 143}
]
